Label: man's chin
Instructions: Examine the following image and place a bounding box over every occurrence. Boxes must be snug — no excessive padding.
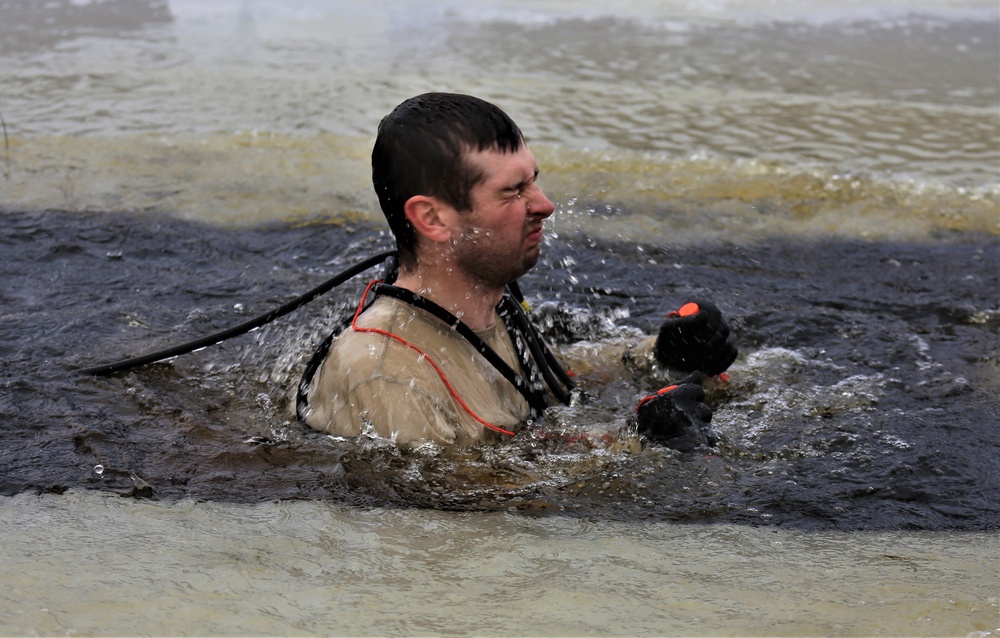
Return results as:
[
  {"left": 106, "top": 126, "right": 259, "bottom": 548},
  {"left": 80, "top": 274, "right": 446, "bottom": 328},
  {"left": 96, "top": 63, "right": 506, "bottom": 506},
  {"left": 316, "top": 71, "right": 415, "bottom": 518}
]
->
[
  {"left": 511, "top": 250, "right": 541, "bottom": 282},
  {"left": 498, "top": 259, "right": 538, "bottom": 287}
]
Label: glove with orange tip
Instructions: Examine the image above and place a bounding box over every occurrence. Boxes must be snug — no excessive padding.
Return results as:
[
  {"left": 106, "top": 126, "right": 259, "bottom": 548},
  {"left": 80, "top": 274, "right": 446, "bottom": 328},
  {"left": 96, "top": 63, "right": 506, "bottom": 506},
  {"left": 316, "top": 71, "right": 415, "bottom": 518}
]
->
[{"left": 654, "top": 299, "right": 737, "bottom": 377}]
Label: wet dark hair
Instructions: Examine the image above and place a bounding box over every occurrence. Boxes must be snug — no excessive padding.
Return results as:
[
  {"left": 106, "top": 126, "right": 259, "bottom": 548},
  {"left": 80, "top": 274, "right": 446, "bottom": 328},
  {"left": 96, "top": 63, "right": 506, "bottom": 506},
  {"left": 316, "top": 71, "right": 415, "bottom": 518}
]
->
[{"left": 371, "top": 92, "right": 524, "bottom": 270}]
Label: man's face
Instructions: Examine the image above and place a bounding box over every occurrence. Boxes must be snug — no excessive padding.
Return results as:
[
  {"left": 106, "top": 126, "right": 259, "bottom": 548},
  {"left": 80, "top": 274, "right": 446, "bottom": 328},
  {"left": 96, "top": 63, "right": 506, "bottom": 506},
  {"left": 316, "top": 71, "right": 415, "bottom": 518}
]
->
[{"left": 450, "top": 145, "right": 555, "bottom": 289}]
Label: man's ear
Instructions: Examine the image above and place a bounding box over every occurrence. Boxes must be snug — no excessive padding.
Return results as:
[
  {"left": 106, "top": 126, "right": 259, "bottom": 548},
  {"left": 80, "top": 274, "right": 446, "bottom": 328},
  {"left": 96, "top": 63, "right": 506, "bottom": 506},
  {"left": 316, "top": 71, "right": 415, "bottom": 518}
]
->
[{"left": 403, "top": 195, "right": 455, "bottom": 244}]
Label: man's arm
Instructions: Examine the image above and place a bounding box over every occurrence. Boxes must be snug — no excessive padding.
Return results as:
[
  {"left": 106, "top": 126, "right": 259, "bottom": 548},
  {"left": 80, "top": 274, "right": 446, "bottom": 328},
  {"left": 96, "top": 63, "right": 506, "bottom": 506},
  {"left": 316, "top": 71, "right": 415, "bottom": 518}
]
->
[{"left": 548, "top": 299, "right": 738, "bottom": 451}]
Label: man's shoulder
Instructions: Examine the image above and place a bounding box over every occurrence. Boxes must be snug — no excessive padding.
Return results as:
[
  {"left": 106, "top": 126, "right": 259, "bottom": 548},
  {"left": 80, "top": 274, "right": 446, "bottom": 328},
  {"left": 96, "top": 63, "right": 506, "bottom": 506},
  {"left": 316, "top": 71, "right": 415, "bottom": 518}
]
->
[{"left": 328, "top": 295, "right": 462, "bottom": 369}]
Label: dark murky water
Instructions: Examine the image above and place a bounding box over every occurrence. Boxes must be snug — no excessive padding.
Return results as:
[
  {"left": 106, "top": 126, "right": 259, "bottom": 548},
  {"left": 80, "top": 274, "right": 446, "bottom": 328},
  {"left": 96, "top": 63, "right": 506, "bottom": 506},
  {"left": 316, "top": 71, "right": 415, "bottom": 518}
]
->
[{"left": 3, "top": 208, "right": 996, "bottom": 531}]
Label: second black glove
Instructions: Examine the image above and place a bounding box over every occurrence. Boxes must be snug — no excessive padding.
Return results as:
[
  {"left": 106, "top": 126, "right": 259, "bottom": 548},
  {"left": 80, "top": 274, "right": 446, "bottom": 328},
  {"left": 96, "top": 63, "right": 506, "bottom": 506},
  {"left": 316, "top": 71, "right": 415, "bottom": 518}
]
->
[{"left": 633, "top": 372, "right": 717, "bottom": 452}]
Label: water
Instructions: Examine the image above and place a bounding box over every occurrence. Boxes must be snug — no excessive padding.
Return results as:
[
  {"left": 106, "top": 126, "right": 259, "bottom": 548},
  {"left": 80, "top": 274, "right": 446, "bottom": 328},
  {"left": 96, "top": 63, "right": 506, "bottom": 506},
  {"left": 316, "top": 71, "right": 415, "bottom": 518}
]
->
[
  {"left": 2, "top": 0, "right": 999, "bottom": 635},
  {"left": 1, "top": 491, "right": 997, "bottom": 636}
]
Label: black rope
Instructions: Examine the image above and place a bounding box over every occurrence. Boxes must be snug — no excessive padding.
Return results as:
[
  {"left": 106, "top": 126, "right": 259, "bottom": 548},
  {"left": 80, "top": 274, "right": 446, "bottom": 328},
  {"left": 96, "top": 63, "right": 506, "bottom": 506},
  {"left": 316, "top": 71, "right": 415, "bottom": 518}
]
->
[{"left": 77, "top": 250, "right": 396, "bottom": 376}]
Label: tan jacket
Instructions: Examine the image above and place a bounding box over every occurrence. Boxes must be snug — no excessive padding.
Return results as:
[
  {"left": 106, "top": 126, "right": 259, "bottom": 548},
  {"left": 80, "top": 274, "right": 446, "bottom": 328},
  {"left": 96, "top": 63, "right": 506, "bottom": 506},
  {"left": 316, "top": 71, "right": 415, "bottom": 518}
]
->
[{"left": 301, "top": 295, "right": 534, "bottom": 446}]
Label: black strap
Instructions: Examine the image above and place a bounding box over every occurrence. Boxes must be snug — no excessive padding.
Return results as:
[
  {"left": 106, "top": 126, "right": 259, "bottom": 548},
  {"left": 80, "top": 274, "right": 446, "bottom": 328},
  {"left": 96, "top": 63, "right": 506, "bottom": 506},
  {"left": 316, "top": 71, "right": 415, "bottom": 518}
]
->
[
  {"left": 371, "top": 283, "right": 550, "bottom": 415},
  {"left": 497, "top": 295, "right": 576, "bottom": 405},
  {"left": 297, "top": 276, "right": 577, "bottom": 421},
  {"left": 296, "top": 318, "right": 346, "bottom": 421},
  {"left": 505, "top": 282, "right": 576, "bottom": 396}
]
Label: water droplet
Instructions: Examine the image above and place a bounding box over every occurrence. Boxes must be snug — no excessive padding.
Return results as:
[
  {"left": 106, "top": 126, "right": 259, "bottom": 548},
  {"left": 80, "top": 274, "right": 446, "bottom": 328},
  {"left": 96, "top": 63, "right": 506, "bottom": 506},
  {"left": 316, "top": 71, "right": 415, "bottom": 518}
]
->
[{"left": 93, "top": 465, "right": 104, "bottom": 476}]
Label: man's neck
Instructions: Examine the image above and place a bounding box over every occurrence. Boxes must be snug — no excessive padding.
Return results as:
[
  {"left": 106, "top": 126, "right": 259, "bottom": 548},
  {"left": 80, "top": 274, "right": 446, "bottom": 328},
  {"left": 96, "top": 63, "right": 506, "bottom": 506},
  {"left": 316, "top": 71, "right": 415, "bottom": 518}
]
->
[{"left": 393, "top": 268, "right": 504, "bottom": 331}]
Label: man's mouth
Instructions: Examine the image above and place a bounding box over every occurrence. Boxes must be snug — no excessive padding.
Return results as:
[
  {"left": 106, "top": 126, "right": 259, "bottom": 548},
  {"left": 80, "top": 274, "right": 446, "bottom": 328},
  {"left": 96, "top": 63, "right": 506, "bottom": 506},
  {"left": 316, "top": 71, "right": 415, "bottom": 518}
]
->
[{"left": 526, "top": 224, "right": 544, "bottom": 243}]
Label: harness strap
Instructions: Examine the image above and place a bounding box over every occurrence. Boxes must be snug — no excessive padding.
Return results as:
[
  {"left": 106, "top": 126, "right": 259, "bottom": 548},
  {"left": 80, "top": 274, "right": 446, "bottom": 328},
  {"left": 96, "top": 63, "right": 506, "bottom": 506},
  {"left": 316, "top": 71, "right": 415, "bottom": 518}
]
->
[
  {"left": 297, "top": 276, "right": 578, "bottom": 425},
  {"left": 296, "top": 254, "right": 399, "bottom": 421},
  {"left": 350, "top": 281, "right": 517, "bottom": 436},
  {"left": 497, "top": 295, "right": 576, "bottom": 405},
  {"left": 296, "top": 321, "right": 344, "bottom": 421},
  {"left": 372, "top": 283, "right": 550, "bottom": 415}
]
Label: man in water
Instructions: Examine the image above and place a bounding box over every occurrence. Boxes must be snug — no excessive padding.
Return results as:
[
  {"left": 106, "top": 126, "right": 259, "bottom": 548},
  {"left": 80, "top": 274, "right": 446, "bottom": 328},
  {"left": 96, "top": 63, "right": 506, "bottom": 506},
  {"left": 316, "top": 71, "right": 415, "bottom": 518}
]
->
[{"left": 297, "top": 92, "right": 737, "bottom": 448}]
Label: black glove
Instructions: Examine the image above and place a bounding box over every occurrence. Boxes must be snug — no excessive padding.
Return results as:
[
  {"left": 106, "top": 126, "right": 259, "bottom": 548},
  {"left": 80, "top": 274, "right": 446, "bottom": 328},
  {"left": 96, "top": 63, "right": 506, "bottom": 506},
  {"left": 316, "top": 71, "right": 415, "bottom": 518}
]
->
[
  {"left": 655, "top": 299, "right": 737, "bottom": 377},
  {"left": 633, "top": 372, "right": 717, "bottom": 452}
]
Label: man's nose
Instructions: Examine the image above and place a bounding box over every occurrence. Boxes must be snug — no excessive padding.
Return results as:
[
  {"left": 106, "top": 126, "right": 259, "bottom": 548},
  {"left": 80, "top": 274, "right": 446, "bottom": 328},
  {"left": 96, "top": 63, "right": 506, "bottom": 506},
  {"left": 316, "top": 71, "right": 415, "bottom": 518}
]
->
[{"left": 527, "top": 186, "right": 555, "bottom": 218}]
